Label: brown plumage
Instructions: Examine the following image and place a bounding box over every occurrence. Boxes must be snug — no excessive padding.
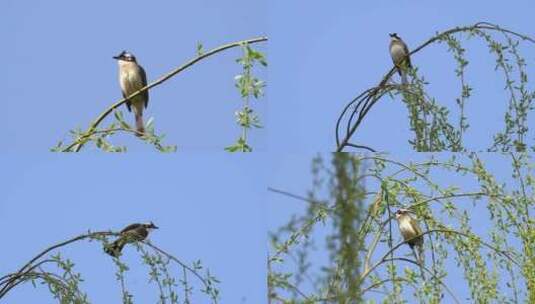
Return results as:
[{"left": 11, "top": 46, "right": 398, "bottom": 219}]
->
[
  {"left": 104, "top": 222, "right": 158, "bottom": 257},
  {"left": 113, "top": 51, "right": 149, "bottom": 136},
  {"left": 395, "top": 209, "right": 425, "bottom": 274},
  {"left": 389, "top": 33, "right": 412, "bottom": 84}
]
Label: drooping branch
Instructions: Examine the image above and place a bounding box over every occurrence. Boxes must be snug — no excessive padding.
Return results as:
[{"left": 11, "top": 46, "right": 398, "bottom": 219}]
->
[
  {"left": 0, "top": 229, "right": 218, "bottom": 302},
  {"left": 361, "top": 228, "right": 521, "bottom": 283},
  {"left": 0, "top": 231, "right": 116, "bottom": 298},
  {"left": 335, "top": 21, "right": 535, "bottom": 152},
  {"left": 61, "top": 36, "right": 268, "bottom": 152},
  {"left": 144, "top": 241, "right": 215, "bottom": 295}
]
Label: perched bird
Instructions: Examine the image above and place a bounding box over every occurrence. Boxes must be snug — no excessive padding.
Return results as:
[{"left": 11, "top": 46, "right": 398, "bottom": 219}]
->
[
  {"left": 113, "top": 51, "right": 149, "bottom": 136},
  {"left": 104, "top": 222, "right": 158, "bottom": 257},
  {"left": 389, "top": 33, "right": 412, "bottom": 85},
  {"left": 395, "top": 209, "right": 424, "bottom": 268}
]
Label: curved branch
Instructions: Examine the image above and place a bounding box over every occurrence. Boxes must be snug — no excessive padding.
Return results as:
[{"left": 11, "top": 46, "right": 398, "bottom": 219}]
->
[
  {"left": 0, "top": 259, "right": 56, "bottom": 287},
  {"left": 336, "top": 21, "right": 535, "bottom": 152},
  {"left": 1, "top": 229, "right": 219, "bottom": 302},
  {"left": 360, "top": 277, "right": 411, "bottom": 295},
  {"left": 361, "top": 228, "right": 521, "bottom": 284},
  {"left": 7, "top": 271, "right": 75, "bottom": 300},
  {"left": 0, "top": 231, "right": 115, "bottom": 298},
  {"left": 267, "top": 187, "right": 327, "bottom": 205},
  {"left": 344, "top": 142, "right": 377, "bottom": 152},
  {"left": 64, "top": 36, "right": 268, "bottom": 152}
]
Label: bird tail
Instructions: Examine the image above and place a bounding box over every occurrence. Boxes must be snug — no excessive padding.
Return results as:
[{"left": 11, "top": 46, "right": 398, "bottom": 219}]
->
[
  {"left": 135, "top": 112, "right": 145, "bottom": 137},
  {"left": 418, "top": 244, "right": 425, "bottom": 267},
  {"left": 104, "top": 239, "right": 126, "bottom": 257},
  {"left": 415, "top": 245, "right": 426, "bottom": 280}
]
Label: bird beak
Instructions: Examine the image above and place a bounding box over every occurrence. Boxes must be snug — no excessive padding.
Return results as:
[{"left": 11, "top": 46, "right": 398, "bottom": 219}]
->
[{"left": 113, "top": 55, "right": 120, "bottom": 60}]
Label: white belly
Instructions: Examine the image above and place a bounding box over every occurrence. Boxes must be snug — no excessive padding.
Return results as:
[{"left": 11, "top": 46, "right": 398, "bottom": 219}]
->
[
  {"left": 390, "top": 43, "right": 406, "bottom": 64},
  {"left": 399, "top": 220, "right": 416, "bottom": 240},
  {"left": 119, "top": 69, "right": 145, "bottom": 106}
]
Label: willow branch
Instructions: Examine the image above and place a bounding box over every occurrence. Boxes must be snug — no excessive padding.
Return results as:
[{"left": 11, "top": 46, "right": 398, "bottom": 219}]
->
[
  {"left": 143, "top": 241, "right": 214, "bottom": 294},
  {"left": 0, "top": 231, "right": 115, "bottom": 298},
  {"left": 0, "top": 229, "right": 218, "bottom": 302},
  {"left": 267, "top": 187, "right": 327, "bottom": 205},
  {"left": 65, "top": 36, "right": 268, "bottom": 152},
  {"left": 381, "top": 258, "right": 461, "bottom": 304},
  {"left": 336, "top": 21, "right": 535, "bottom": 152},
  {"left": 361, "top": 228, "right": 521, "bottom": 283}
]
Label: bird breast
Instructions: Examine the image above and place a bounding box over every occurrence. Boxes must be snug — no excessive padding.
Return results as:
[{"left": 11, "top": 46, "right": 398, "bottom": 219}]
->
[
  {"left": 398, "top": 218, "right": 417, "bottom": 240},
  {"left": 119, "top": 62, "right": 144, "bottom": 97},
  {"left": 390, "top": 43, "right": 406, "bottom": 64}
]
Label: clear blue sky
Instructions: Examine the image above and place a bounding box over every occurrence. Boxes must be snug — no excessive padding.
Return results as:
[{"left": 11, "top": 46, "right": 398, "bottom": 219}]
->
[
  {"left": 3, "top": 0, "right": 535, "bottom": 303},
  {"left": 0, "top": 154, "right": 267, "bottom": 303},
  {"left": 2, "top": 0, "right": 267, "bottom": 151},
  {"left": 267, "top": 152, "right": 526, "bottom": 302},
  {"left": 268, "top": 0, "right": 535, "bottom": 152}
]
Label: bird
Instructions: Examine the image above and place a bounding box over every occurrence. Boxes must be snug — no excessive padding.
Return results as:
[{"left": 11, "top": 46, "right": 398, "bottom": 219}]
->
[
  {"left": 104, "top": 222, "right": 158, "bottom": 257},
  {"left": 389, "top": 33, "right": 412, "bottom": 85},
  {"left": 113, "top": 51, "right": 149, "bottom": 136},
  {"left": 394, "top": 209, "right": 424, "bottom": 270}
]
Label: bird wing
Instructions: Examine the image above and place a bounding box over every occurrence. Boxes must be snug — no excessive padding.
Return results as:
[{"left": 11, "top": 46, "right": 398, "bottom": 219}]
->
[
  {"left": 409, "top": 216, "right": 423, "bottom": 238},
  {"left": 401, "top": 40, "right": 412, "bottom": 68},
  {"left": 389, "top": 41, "right": 406, "bottom": 77},
  {"left": 120, "top": 223, "right": 143, "bottom": 234},
  {"left": 123, "top": 92, "right": 132, "bottom": 112},
  {"left": 140, "top": 66, "right": 149, "bottom": 109}
]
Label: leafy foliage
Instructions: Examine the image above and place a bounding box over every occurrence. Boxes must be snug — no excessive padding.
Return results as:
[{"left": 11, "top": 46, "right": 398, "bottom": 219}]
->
[
  {"left": 226, "top": 44, "right": 267, "bottom": 152},
  {"left": 0, "top": 231, "right": 220, "bottom": 304},
  {"left": 53, "top": 110, "right": 176, "bottom": 152},
  {"left": 269, "top": 153, "right": 534, "bottom": 303},
  {"left": 53, "top": 37, "right": 267, "bottom": 152},
  {"left": 336, "top": 22, "right": 535, "bottom": 152}
]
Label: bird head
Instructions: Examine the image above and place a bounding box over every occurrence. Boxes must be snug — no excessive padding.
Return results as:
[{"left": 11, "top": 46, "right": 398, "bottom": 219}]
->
[
  {"left": 113, "top": 50, "right": 137, "bottom": 62},
  {"left": 389, "top": 33, "right": 400, "bottom": 41},
  {"left": 144, "top": 221, "right": 159, "bottom": 230},
  {"left": 395, "top": 208, "right": 410, "bottom": 220}
]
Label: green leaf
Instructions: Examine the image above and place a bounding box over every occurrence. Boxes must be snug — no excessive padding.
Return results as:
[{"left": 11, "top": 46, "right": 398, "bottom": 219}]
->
[{"left": 196, "top": 42, "right": 204, "bottom": 56}]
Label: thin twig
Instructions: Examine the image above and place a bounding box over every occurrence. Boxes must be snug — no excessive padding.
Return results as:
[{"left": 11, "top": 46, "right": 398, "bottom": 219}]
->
[{"left": 143, "top": 241, "right": 214, "bottom": 297}]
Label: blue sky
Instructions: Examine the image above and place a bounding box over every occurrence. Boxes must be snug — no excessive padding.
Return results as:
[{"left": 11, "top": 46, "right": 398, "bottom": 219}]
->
[
  {"left": 0, "top": 154, "right": 267, "bottom": 303},
  {"left": 2, "top": 0, "right": 267, "bottom": 152},
  {"left": 268, "top": 0, "right": 535, "bottom": 152},
  {"left": 2, "top": 153, "right": 524, "bottom": 303},
  {"left": 4, "top": 1, "right": 535, "bottom": 153},
  {"left": 3, "top": 0, "right": 535, "bottom": 303},
  {"left": 267, "top": 152, "right": 527, "bottom": 302}
]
